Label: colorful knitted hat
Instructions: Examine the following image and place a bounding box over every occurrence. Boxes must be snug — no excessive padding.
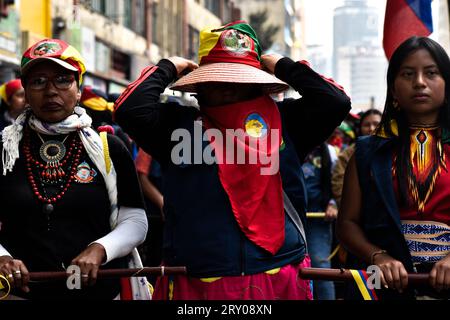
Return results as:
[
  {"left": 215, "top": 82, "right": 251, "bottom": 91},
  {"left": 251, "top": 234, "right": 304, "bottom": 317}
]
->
[
  {"left": 21, "top": 39, "right": 86, "bottom": 85},
  {"left": 0, "top": 79, "right": 23, "bottom": 105},
  {"left": 170, "top": 20, "right": 288, "bottom": 94}
]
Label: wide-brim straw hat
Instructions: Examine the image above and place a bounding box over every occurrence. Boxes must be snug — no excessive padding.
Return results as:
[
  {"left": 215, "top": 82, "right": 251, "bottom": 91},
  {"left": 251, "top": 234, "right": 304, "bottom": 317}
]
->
[
  {"left": 170, "top": 20, "right": 289, "bottom": 94},
  {"left": 170, "top": 62, "right": 289, "bottom": 94}
]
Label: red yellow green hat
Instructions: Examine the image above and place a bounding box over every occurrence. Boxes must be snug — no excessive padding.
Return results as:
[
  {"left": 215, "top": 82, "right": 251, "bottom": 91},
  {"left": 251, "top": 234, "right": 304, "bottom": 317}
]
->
[
  {"left": 170, "top": 20, "right": 288, "bottom": 94},
  {"left": 21, "top": 39, "right": 86, "bottom": 85}
]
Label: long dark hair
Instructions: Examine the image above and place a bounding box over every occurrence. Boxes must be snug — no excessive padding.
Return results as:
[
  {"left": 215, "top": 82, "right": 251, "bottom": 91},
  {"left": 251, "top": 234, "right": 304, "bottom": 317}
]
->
[{"left": 375, "top": 36, "right": 450, "bottom": 207}]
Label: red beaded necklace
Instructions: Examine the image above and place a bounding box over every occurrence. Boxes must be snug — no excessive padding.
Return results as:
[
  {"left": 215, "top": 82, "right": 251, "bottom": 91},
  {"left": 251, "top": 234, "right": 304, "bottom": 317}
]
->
[{"left": 23, "top": 127, "right": 83, "bottom": 215}]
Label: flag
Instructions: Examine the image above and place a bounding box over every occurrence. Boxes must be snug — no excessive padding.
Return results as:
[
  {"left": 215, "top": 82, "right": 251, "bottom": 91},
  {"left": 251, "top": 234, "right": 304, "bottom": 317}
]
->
[
  {"left": 383, "top": 0, "right": 433, "bottom": 60},
  {"left": 349, "top": 269, "right": 379, "bottom": 300}
]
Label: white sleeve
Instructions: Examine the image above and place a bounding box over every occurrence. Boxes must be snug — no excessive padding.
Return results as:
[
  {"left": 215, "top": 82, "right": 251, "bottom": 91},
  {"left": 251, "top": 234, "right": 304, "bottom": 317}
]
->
[
  {"left": 0, "top": 243, "right": 12, "bottom": 257},
  {"left": 92, "top": 206, "right": 148, "bottom": 264}
]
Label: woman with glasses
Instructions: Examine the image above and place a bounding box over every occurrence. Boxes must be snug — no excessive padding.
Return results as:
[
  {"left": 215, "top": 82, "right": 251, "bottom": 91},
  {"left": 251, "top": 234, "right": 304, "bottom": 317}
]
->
[{"left": 0, "top": 39, "right": 149, "bottom": 300}]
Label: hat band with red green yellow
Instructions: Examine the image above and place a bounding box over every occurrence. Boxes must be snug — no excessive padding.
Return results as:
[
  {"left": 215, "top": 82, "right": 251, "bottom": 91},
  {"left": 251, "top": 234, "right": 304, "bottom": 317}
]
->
[
  {"left": 21, "top": 39, "right": 86, "bottom": 85},
  {"left": 198, "top": 20, "right": 262, "bottom": 68}
]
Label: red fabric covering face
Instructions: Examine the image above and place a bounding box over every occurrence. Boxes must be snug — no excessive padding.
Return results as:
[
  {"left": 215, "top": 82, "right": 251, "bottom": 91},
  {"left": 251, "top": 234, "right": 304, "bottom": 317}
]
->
[
  {"left": 153, "top": 256, "right": 313, "bottom": 300},
  {"left": 201, "top": 95, "right": 284, "bottom": 255},
  {"left": 383, "top": 0, "right": 433, "bottom": 60}
]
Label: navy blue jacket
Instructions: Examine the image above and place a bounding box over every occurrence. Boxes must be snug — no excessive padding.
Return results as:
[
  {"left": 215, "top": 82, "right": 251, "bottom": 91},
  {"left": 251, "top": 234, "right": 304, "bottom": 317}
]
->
[{"left": 115, "top": 58, "right": 350, "bottom": 277}]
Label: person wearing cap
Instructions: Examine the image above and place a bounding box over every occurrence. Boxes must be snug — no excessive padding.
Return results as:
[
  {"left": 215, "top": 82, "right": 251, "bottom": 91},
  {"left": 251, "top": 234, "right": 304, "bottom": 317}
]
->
[
  {"left": 80, "top": 86, "right": 134, "bottom": 154},
  {"left": 0, "top": 79, "right": 26, "bottom": 132},
  {"left": 0, "top": 39, "right": 149, "bottom": 300},
  {"left": 115, "top": 21, "right": 351, "bottom": 300}
]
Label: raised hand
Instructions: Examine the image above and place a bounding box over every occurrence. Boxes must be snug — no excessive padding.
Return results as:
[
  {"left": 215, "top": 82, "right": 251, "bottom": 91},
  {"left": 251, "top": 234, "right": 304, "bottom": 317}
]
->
[
  {"left": 167, "top": 56, "right": 199, "bottom": 77},
  {"left": 261, "top": 53, "right": 284, "bottom": 74}
]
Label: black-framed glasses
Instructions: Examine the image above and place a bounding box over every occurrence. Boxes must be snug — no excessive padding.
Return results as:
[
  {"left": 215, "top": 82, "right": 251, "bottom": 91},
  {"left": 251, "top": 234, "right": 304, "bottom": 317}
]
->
[{"left": 27, "top": 74, "right": 76, "bottom": 91}]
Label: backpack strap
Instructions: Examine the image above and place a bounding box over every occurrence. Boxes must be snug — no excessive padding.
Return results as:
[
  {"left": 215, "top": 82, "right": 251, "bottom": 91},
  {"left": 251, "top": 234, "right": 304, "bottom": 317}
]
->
[
  {"left": 283, "top": 190, "right": 308, "bottom": 252},
  {"left": 99, "top": 131, "right": 111, "bottom": 174}
]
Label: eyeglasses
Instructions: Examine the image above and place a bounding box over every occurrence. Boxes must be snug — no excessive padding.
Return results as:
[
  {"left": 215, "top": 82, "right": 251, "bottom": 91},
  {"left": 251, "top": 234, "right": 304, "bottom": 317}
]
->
[{"left": 27, "top": 74, "right": 76, "bottom": 91}]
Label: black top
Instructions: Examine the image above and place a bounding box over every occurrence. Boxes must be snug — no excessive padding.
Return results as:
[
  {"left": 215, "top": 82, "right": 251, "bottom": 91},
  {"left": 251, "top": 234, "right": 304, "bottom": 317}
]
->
[{"left": 0, "top": 127, "right": 144, "bottom": 300}]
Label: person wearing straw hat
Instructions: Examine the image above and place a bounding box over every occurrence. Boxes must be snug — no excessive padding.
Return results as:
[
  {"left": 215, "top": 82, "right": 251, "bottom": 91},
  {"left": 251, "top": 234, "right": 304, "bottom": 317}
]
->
[
  {"left": 0, "top": 79, "right": 26, "bottom": 132},
  {"left": 115, "top": 20, "right": 351, "bottom": 300},
  {"left": 0, "top": 39, "right": 149, "bottom": 300}
]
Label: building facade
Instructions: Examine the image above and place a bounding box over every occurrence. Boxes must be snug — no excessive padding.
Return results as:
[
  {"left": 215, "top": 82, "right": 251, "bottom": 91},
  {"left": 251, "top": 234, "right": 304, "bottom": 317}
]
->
[
  {"left": 0, "top": 0, "right": 239, "bottom": 95},
  {"left": 236, "top": 0, "right": 305, "bottom": 60},
  {"left": 333, "top": 0, "right": 386, "bottom": 110}
]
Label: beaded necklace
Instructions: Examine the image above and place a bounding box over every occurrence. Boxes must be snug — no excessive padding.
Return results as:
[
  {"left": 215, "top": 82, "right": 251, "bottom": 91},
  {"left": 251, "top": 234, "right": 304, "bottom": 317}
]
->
[{"left": 23, "top": 127, "right": 83, "bottom": 228}]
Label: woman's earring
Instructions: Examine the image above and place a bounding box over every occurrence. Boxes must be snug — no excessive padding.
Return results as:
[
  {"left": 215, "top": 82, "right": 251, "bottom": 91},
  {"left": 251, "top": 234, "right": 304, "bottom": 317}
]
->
[{"left": 393, "top": 100, "right": 399, "bottom": 110}]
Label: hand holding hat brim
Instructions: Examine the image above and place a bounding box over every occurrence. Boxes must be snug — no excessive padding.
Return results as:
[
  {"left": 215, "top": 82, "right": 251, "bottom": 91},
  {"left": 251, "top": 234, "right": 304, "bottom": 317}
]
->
[
  {"left": 167, "top": 56, "right": 199, "bottom": 77},
  {"left": 170, "top": 62, "right": 289, "bottom": 94}
]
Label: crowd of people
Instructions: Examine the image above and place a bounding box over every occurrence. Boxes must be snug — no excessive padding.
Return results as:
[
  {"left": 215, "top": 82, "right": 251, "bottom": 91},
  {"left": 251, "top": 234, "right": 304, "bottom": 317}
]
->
[{"left": 0, "top": 19, "right": 449, "bottom": 301}]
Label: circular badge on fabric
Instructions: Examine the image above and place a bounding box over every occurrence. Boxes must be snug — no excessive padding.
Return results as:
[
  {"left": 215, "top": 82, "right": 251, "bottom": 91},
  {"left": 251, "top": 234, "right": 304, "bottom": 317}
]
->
[
  {"left": 31, "top": 41, "right": 63, "bottom": 58},
  {"left": 221, "top": 29, "right": 252, "bottom": 56},
  {"left": 245, "top": 113, "right": 268, "bottom": 138},
  {"left": 0, "top": 275, "right": 10, "bottom": 300},
  {"left": 74, "top": 161, "right": 97, "bottom": 184}
]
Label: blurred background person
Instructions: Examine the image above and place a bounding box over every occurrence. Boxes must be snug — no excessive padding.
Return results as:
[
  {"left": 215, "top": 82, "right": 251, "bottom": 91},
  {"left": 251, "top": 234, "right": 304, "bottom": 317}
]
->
[
  {"left": 332, "top": 109, "right": 382, "bottom": 207},
  {"left": 330, "top": 109, "right": 382, "bottom": 299},
  {"left": 80, "top": 86, "right": 134, "bottom": 155},
  {"left": 0, "top": 79, "right": 26, "bottom": 132},
  {"left": 134, "top": 147, "right": 164, "bottom": 285},
  {"left": 302, "top": 129, "right": 342, "bottom": 300}
]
